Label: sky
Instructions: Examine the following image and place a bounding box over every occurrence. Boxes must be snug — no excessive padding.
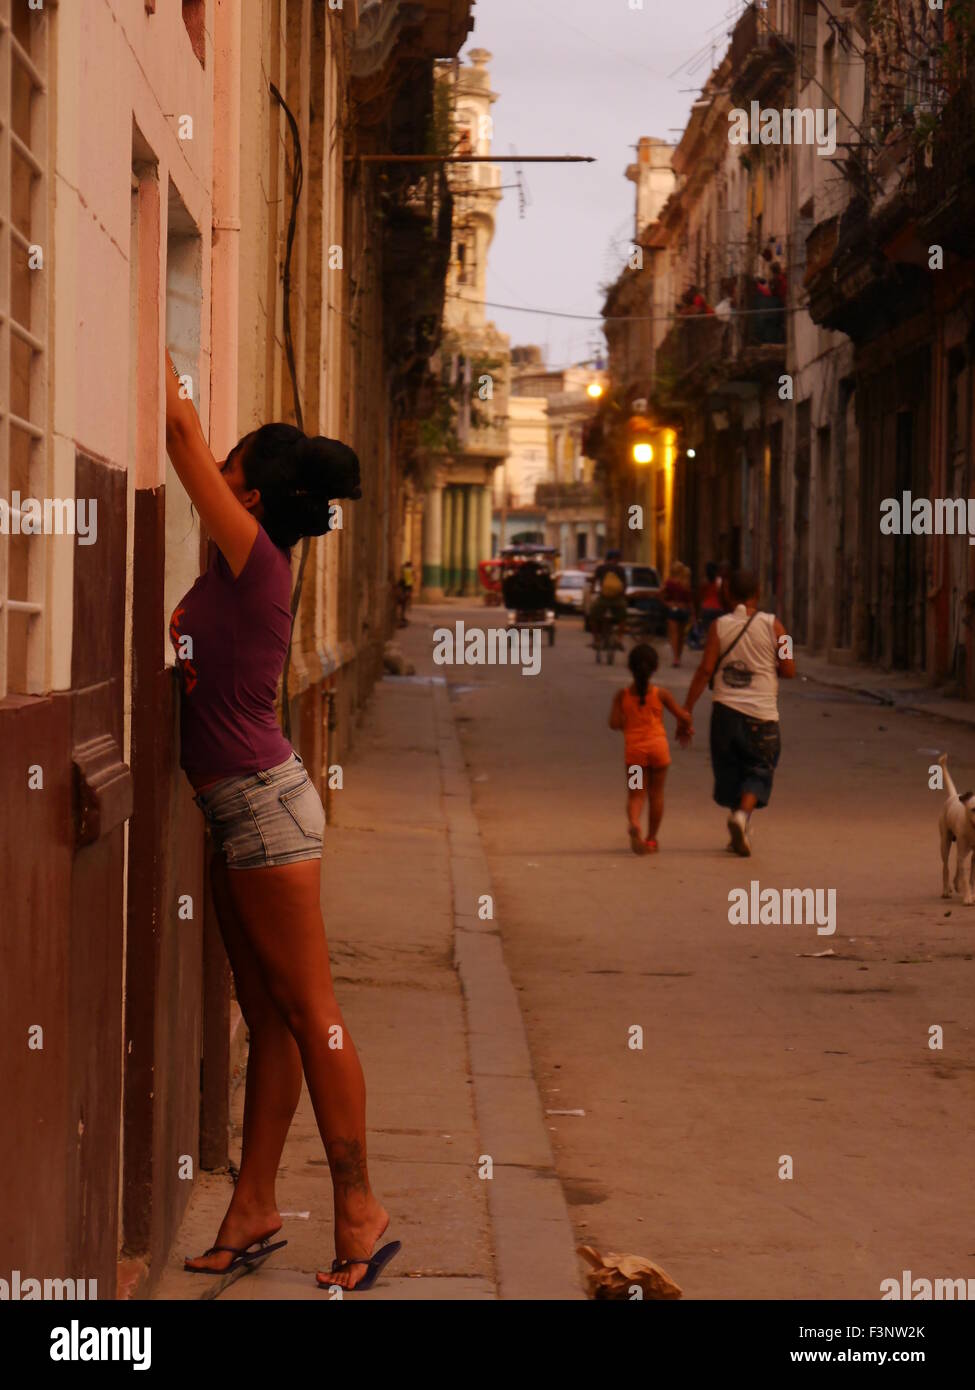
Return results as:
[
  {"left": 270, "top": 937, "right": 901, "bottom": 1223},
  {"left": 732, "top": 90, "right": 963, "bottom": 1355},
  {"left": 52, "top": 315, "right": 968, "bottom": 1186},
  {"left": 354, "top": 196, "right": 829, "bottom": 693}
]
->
[{"left": 460, "top": 0, "right": 746, "bottom": 370}]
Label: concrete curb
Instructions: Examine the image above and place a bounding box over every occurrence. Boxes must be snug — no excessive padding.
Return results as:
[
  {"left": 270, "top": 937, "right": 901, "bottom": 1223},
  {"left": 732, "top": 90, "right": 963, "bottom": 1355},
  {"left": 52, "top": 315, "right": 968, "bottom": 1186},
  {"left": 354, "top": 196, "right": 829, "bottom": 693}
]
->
[
  {"left": 432, "top": 679, "right": 585, "bottom": 1301},
  {"left": 801, "top": 667, "right": 975, "bottom": 730}
]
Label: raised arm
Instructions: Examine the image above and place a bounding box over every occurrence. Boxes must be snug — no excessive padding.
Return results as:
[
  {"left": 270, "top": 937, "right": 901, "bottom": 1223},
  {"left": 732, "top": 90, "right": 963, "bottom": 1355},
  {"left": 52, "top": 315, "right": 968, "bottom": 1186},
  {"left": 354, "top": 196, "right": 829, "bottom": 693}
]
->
[{"left": 164, "top": 349, "right": 258, "bottom": 577}]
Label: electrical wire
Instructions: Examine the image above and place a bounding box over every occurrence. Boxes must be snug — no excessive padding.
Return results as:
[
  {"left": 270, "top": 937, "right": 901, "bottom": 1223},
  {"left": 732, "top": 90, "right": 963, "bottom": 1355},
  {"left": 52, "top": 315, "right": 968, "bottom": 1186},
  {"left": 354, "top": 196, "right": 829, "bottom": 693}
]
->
[
  {"left": 448, "top": 292, "right": 792, "bottom": 324},
  {"left": 269, "top": 79, "right": 308, "bottom": 744}
]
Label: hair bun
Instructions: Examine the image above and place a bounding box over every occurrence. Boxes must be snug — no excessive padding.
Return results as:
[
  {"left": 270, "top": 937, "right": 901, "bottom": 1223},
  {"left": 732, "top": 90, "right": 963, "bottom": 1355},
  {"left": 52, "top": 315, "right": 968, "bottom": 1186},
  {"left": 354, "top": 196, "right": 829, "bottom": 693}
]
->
[{"left": 298, "top": 434, "right": 362, "bottom": 501}]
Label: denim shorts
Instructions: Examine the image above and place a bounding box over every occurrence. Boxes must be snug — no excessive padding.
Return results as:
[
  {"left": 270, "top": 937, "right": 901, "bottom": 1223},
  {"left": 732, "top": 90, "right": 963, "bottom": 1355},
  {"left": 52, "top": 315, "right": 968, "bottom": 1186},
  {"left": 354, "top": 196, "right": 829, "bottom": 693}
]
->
[{"left": 193, "top": 753, "right": 325, "bottom": 869}]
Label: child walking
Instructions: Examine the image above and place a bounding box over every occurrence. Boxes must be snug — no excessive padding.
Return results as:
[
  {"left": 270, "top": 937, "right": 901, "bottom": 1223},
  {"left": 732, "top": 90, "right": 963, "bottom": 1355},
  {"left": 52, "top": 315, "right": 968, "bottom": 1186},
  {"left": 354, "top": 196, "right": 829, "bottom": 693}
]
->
[{"left": 609, "top": 644, "right": 692, "bottom": 855}]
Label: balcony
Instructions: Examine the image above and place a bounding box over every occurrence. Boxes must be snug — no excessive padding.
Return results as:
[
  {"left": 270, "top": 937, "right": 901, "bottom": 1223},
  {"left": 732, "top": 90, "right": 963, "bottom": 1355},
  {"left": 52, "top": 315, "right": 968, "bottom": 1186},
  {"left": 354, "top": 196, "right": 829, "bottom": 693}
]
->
[
  {"left": 655, "top": 284, "right": 785, "bottom": 410},
  {"left": 382, "top": 168, "right": 453, "bottom": 398},
  {"left": 728, "top": 3, "right": 795, "bottom": 107},
  {"left": 354, "top": 0, "right": 473, "bottom": 67},
  {"left": 458, "top": 408, "right": 509, "bottom": 460},
  {"left": 805, "top": 186, "right": 930, "bottom": 342},
  {"left": 914, "top": 64, "right": 975, "bottom": 255},
  {"left": 534, "top": 480, "right": 604, "bottom": 511},
  {"left": 664, "top": 312, "right": 725, "bottom": 375}
]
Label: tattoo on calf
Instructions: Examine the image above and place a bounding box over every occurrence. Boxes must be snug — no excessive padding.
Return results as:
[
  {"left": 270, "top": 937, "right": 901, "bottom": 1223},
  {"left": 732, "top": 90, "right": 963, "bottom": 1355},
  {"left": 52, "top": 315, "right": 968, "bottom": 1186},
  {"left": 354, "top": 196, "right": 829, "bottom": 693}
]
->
[{"left": 326, "top": 1137, "right": 369, "bottom": 1195}]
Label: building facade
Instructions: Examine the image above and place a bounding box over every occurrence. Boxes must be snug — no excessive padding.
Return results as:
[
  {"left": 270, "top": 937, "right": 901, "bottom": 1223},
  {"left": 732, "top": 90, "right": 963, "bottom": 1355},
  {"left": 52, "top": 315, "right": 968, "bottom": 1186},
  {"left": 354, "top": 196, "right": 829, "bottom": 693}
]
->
[
  {"left": 415, "top": 47, "right": 509, "bottom": 598},
  {"left": 805, "top": 0, "right": 975, "bottom": 686},
  {"left": 595, "top": 1, "right": 974, "bottom": 691},
  {"left": 594, "top": 135, "right": 678, "bottom": 574},
  {"left": 498, "top": 349, "right": 607, "bottom": 566}
]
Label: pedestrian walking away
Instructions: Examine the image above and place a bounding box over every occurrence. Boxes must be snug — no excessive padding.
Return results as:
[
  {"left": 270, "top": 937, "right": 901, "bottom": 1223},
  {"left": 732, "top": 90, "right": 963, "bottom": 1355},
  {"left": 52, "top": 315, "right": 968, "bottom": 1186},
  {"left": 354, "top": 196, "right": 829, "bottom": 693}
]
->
[
  {"left": 589, "top": 546, "right": 629, "bottom": 644},
  {"left": 163, "top": 348, "right": 399, "bottom": 1292},
  {"left": 697, "top": 561, "right": 725, "bottom": 634},
  {"left": 660, "top": 560, "right": 695, "bottom": 667},
  {"left": 394, "top": 561, "right": 413, "bottom": 628},
  {"left": 682, "top": 569, "right": 796, "bottom": 856},
  {"left": 609, "top": 643, "right": 692, "bottom": 855}
]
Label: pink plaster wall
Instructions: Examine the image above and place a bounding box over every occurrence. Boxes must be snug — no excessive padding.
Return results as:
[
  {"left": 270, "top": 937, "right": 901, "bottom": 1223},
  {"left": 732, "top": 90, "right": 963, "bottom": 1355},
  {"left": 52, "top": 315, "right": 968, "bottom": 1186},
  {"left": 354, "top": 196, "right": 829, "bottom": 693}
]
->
[{"left": 59, "top": 0, "right": 216, "bottom": 482}]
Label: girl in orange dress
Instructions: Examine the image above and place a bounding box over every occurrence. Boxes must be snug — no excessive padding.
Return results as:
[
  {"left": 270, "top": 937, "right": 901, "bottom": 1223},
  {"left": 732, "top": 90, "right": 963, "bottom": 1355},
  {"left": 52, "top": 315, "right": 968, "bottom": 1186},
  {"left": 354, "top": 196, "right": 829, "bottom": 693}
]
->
[{"left": 609, "top": 643, "right": 692, "bottom": 854}]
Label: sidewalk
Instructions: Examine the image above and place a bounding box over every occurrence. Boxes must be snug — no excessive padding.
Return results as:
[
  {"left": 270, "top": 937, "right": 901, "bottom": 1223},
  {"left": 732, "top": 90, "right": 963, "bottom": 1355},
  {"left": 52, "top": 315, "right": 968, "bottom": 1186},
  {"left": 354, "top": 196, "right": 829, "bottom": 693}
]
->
[
  {"left": 799, "top": 649, "right": 975, "bottom": 729},
  {"left": 154, "top": 625, "right": 581, "bottom": 1301}
]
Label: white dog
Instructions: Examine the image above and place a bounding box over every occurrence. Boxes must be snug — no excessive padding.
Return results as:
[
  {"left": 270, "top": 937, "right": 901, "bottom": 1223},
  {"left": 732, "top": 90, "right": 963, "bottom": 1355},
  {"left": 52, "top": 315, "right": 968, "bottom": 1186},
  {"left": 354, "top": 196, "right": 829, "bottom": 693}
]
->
[{"left": 939, "top": 754, "right": 975, "bottom": 904}]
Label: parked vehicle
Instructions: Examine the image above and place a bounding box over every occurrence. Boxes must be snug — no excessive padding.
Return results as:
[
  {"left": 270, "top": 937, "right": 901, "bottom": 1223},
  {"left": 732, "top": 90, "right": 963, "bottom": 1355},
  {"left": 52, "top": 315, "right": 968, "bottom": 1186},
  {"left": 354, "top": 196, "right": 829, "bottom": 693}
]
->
[
  {"left": 501, "top": 545, "right": 558, "bottom": 647},
  {"left": 554, "top": 568, "right": 587, "bottom": 614},
  {"left": 478, "top": 557, "right": 504, "bottom": 606}
]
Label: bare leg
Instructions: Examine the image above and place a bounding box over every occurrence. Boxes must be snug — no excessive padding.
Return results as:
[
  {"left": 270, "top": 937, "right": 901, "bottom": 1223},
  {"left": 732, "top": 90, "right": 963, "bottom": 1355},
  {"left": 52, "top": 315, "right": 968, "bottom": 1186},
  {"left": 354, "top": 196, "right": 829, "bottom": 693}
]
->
[
  {"left": 647, "top": 767, "right": 668, "bottom": 842},
  {"left": 739, "top": 791, "right": 758, "bottom": 814},
  {"left": 667, "top": 619, "right": 681, "bottom": 665},
  {"left": 627, "top": 771, "right": 647, "bottom": 853},
  {"left": 222, "top": 859, "right": 387, "bottom": 1290},
  {"left": 185, "top": 854, "right": 303, "bottom": 1272}
]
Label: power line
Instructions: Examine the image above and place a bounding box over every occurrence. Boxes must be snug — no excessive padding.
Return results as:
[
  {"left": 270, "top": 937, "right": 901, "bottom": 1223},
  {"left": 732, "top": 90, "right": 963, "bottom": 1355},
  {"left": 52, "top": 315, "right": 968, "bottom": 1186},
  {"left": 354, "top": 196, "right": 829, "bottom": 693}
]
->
[
  {"left": 448, "top": 292, "right": 794, "bottom": 325},
  {"left": 667, "top": 4, "right": 745, "bottom": 80}
]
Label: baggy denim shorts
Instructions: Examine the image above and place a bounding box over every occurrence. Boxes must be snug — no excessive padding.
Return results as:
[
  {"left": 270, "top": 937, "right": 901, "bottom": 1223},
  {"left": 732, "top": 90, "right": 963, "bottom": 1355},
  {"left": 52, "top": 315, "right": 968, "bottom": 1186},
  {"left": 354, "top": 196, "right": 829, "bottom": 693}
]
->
[
  {"left": 193, "top": 753, "right": 325, "bottom": 869},
  {"left": 709, "top": 701, "right": 781, "bottom": 811}
]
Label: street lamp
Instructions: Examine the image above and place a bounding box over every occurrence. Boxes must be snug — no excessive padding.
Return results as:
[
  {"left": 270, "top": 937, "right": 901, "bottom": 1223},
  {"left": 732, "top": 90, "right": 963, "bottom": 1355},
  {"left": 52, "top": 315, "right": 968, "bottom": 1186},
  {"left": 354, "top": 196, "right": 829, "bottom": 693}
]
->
[
  {"left": 586, "top": 381, "right": 604, "bottom": 399},
  {"left": 687, "top": 448, "right": 697, "bottom": 459},
  {"left": 632, "top": 442, "right": 653, "bottom": 465}
]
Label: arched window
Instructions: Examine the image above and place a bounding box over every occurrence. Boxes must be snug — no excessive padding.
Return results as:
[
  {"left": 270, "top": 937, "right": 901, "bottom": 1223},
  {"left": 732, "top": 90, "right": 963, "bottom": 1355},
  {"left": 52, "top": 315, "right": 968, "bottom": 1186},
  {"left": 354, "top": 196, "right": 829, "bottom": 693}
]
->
[{"left": 456, "top": 237, "right": 473, "bottom": 285}]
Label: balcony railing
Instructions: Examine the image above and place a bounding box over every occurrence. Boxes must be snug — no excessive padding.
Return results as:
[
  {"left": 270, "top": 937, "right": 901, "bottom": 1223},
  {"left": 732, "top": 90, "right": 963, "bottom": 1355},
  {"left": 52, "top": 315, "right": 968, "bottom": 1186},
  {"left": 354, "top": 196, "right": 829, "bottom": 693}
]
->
[
  {"left": 461, "top": 419, "right": 509, "bottom": 457},
  {"left": 535, "top": 480, "right": 604, "bottom": 509},
  {"left": 914, "top": 60, "right": 975, "bottom": 243},
  {"left": 659, "top": 313, "right": 728, "bottom": 380},
  {"left": 728, "top": 2, "right": 794, "bottom": 104},
  {"left": 657, "top": 284, "right": 785, "bottom": 395},
  {"left": 729, "top": 3, "right": 760, "bottom": 74}
]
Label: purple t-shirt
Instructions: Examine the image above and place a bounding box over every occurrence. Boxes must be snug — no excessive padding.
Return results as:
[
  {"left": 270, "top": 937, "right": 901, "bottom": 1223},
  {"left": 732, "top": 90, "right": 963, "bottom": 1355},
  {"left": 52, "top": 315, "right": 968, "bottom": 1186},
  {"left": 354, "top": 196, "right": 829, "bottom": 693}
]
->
[{"left": 169, "top": 525, "right": 294, "bottom": 779}]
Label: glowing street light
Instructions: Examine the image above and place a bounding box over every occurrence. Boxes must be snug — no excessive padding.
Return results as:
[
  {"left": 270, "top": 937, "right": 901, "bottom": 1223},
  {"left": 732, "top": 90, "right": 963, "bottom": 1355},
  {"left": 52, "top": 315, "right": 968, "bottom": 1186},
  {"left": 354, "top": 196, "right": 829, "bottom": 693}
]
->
[
  {"left": 632, "top": 442, "right": 653, "bottom": 465},
  {"left": 586, "top": 381, "right": 604, "bottom": 399},
  {"left": 686, "top": 448, "right": 697, "bottom": 459}
]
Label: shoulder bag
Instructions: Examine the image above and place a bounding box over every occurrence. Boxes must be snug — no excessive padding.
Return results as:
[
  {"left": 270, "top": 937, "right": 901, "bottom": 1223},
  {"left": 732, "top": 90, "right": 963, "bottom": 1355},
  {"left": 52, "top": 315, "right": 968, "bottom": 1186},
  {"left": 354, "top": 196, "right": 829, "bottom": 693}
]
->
[{"left": 708, "top": 610, "right": 759, "bottom": 691}]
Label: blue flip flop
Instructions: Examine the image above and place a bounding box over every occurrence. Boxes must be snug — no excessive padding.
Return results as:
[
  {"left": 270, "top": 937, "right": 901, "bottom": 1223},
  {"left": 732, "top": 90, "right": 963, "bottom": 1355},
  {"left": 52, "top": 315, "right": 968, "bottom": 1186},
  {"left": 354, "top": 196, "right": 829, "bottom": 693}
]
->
[
  {"left": 319, "top": 1240, "right": 402, "bottom": 1292},
  {"left": 185, "top": 1235, "right": 288, "bottom": 1275}
]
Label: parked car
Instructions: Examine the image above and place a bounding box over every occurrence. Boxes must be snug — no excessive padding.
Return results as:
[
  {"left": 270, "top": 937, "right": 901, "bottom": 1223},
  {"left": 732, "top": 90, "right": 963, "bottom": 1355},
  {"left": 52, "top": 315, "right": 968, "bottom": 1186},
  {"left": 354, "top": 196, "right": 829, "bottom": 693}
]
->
[
  {"left": 554, "top": 568, "right": 587, "bottom": 614},
  {"left": 582, "top": 562, "right": 663, "bottom": 628}
]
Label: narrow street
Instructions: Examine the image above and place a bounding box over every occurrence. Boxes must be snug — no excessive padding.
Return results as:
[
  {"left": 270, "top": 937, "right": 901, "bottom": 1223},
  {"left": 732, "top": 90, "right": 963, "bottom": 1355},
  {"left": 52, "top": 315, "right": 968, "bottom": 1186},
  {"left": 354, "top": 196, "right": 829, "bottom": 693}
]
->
[
  {"left": 402, "top": 605, "right": 975, "bottom": 1300},
  {"left": 10, "top": 0, "right": 975, "bottom": 1346}
]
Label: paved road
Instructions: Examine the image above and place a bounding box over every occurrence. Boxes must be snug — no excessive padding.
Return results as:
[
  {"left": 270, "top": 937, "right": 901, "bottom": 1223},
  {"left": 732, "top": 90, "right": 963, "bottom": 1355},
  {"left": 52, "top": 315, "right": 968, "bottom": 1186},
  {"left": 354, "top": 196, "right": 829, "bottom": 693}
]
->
[{"left": 406, "top": 603, "right": 975, "bottom": 1300}]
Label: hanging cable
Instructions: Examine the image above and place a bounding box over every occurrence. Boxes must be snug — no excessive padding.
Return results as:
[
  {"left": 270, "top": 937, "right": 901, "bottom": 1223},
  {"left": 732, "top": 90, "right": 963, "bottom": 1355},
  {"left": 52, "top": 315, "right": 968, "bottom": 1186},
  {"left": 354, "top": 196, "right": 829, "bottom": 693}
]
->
[{"left": 269, "top": 79, "right": 308, "bottom": 743}]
